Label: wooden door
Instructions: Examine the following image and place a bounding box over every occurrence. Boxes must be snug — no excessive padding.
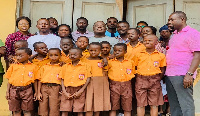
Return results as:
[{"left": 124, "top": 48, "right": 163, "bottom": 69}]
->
[{"left": 126, "top": 0, "right": 174, "bottom": 35}]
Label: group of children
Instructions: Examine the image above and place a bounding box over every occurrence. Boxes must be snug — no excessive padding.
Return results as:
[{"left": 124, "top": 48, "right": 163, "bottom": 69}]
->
[{"left": 5, "top": 28, "right": 166, "bottom": 116}]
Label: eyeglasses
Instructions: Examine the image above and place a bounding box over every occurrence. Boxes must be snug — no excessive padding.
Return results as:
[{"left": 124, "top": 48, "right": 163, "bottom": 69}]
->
[{"left": 137, "top": 25, "right": 146, "bottom": 28}]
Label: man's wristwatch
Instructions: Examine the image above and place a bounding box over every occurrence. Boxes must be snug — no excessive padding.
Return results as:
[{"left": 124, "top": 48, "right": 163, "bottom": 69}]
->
[{"left": 186, "top": 72, "right": 194, "bottom": 76}]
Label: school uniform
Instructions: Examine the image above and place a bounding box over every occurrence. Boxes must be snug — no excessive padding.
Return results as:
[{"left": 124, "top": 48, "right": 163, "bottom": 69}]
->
[
  {"left": 81, "top": 49, "right": 90, "bottom": 62},
  {"left": 59, "top": 61, "right": 92, "bottom": 112},
  {"left": 106, "top": 59, "right": 135, "bottom": 111},
  {"left": 4, "top": 63, "right": 38, "bottom": 111},
  {"left": 134, "top": 50, "right": 166, "bottom": 107},
  {"left": 60, "top": 51, "right": 71, "bottom": 63},
  {"left": 32, "top": 56, "right": 50, "bottom": 69},
  {"left": 37, "top": 63, "right": 62, "bottom": 116},
  {"left": 84, "top": 59, "right": 111, "bottom": 112}
]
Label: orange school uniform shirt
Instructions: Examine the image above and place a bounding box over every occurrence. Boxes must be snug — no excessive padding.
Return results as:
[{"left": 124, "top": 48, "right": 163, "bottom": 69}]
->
[
  {"left": 85, "top": 59, "right": 104, "bottom": 77},
  {"left": 60, "top": 51, "right": 71, "bottom": 63},
  {"left": 81, "top": 49, "right": 90, "bottom": 62},
  {"left": 38, "top": 63, "right": 62, "bottom": 84},
  {"left": 106, "top": 59, "right": 135, "bottom": 82},
  {"left": 60, "top": 61, "right": 92, "bottom": 87},
  {"left": 125, "top": 42, "right": 146, "bottom": 60},
  {"left": 134, "top": 50, "right": 166, "bottom": 76},
  {"left": 32, "top": 56, "right": 50, "bottom": 69},
  {"left": 5, "top": 63, "right": 38, "bottom": 86}
]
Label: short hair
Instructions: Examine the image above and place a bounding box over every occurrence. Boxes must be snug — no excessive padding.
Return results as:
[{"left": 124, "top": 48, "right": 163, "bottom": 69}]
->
[
  {"left": 77, "top": 17, "right": 88, "bottom": 24},
  {"left": 114, "top": 43, "right": 127, "bottom": 51},
  {"left": 17, "top": 47, "right": 32, "bottom": 55},
  {"left": 47, "top": 17, "right": 57, "bottom": 22},
  {"left": 48, "top": 48, "right": 61, "bottom": 55},
  {"left": 57, "top": 24, "right": 73, "bottom": 39},
  {"left": 37, "top": 18, "right": 49, "bottom": 25},
  {"left": 137, "top": 21, "right": 148, "bottom": 26},
  {"left": 118, "top": 20, "right": 130, "bottom": 26},
  {"left": 70, "top": 48, "right": 83, "bottom": 55},
  {"left": 107, "top": 17, "right": 118, "bottom": 22},
  {"left": 16, "top": 16, "right": 31, "bottom": 27},
  {"left": 15, "top": 40, "right": 28, "bottom": 47},
  {"left": 100, "top": 41, "right": 111, "bottom": 47},
  {"left": 60, "top": 37, "right": 73, "bottom": 43},
  {"left": 89, "top": 42, "right": 102, "bottom": 48},
  {"left": 33, "top": 42, "right": 46, "bottom": 49},
  {"left": 128, "top": 28, "right": 140, "bottom": 35},
  {"left": 149, "top": 26, "right": 157, "bottom": 35},
  {"left": 77, "top": 36, "right": 89, "bottom": 42},
  {"left": 172, "top": 11, "right": 187, "bottom": 20}
]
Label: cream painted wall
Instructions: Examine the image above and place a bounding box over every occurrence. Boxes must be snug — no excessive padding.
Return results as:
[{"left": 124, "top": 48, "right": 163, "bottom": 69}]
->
[{"left": 0, "top": 0, "right": 16, "bottom": 115}]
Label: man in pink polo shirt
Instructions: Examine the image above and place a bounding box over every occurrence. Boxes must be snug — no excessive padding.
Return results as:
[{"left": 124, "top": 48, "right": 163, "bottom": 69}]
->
[{"left": 166, "top": 11, "right": 200, "bottom": 116}]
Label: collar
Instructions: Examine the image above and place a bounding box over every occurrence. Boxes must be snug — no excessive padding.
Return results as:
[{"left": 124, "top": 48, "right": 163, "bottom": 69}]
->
[
  {"left": 33, "top": 56, "right": 49, "bottom": 62},
  {"left": 16, "top": 31, "right": 32, "bottom": 36},
  {"left": 173, "top": 25, "right": 190, "bottom": 34},
  {"left": 46, "top": 62, "right": 61, "bottom": 66},
  {"left": 17, "top": 61, "right": 32, "bottom": 65},
  {"left": 111, "top": 58, "right": 128, "bottom": 62},
  {"left": 61, "top": 51, "right": 69, "bottom": 57},
  {"left": 75, "top": 30, "right": 89, "bottom": 34},
  {"left": 140, "top": 49, "right": 159, "bottom": 54},
  {"left": 68, "top": 60, "right": 85, "bottom": 66},
  {"left": 127, "top": 42, "right": 142, "bottom": 48}
]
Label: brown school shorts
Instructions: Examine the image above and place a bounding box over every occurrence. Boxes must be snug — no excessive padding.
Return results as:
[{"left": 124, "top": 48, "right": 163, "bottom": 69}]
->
[
  {"left": 60, "top": 86, "right": 86, "bottom": 112},
  {"left": 38, "top": 83, "right": 61, "bottom": 116},
  {"left": 110, "top": 80, "right": 132, "bottom": 111},
  {"left": 135, "top": 74, "right": 164, "bottom": 107},
  {"left": 8, "top": 84, "right": 34, "bottom": 111}
]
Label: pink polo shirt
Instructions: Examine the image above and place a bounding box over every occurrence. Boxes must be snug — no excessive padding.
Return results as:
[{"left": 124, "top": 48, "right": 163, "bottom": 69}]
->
[
  {"left": 166, "top": 26, "right": 200, "bottom": 76},
  {"left": 71, "top": 30, "right": 94, "bottom": 42}
]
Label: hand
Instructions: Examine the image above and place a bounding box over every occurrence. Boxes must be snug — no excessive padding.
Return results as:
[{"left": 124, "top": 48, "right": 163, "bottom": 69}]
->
[
  {"left": 37, "top": 92, "right": 43, "bottom": 101},
  {"left": 33, "top": 93, "right": 37, "bottom": 101},
  {"left": 8, "top": 55, "right": 15, "bottom": 64},
  {"left": 0, "top": 47, "right": 6, "bottom": 56},
  {"left": 72, "top": 90, "right": 83, "bottom": 98},
  {"left": 6, "top": 91, "right": 10, "bottom": 100},
  {"left": 102, "top": 58, "right": 108, "bottom": 67},
  {"left": 63, "top": 92, "right": 73, "bottom": 100},
  {"left": 183, "top": 74, "right": 193, "bottom": 88}
]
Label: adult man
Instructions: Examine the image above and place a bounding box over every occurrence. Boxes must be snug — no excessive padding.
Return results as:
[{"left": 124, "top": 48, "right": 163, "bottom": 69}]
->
[
  {"left": 89, "top": 21, "right": 117, "bottom": 49},
  {"left": 72, "top": 17, "right": 94, "bottom": 42},
  {"left": 116, "top": 21, "right": 130, "bottom": 44},
  {"left": 166, "top": 11, "right": 200, "bottom": 116},
  {"left": 105, "top": 17, "right": 119, "bottom": 37},
  {"left": 27, "top": 18, "right": 61, "bottom": 55}
]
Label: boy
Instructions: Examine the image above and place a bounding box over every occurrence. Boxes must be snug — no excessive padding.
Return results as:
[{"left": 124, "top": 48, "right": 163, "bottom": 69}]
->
[
  {"left": 76, "top": 36, "right": 90, "bottom": 61},
  {"left": 60, "top": 37, "right": 74, "bottom": 63},
  {"left": 60, "top": 48, "right": 91, "bottom": 116},
  {"left": 5, "top": 48, "right": 38, "bottom": 116},
  {"left": 100, "top": 41, "right": 111, "bottom": 59},
  {"left": 125, "top": 28, "right": 145, "bottom": 60},
  {"left": 105, "top": 43, "right": 135, "bottom": 116},
  {"left": 8, "top": 40, "right": 28, "bottom": 64},
  {"left": 37, "top": 48, "right": 62, "bottom": 116},
  {"left": 134, "top": 35, "right": 166, "bottom": 116}
]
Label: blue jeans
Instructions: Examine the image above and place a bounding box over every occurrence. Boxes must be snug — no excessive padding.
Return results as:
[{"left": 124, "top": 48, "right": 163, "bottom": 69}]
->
[{"left": 165, "top": 76, "right": 195, "bottom": 116}]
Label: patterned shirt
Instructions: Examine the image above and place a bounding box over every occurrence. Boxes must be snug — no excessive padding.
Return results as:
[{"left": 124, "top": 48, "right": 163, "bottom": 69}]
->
[
  {"left": 116, "top": 35, "right": 129, "bottom": 44},
  {"left": 5, "top": 31, "right": 32, "bottom": 59},
  {"left": 72, "top": 30, "right": 94, "bottom": 42}
]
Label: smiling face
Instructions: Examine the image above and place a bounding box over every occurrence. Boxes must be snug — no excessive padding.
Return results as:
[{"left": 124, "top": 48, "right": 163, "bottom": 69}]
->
[
  {"left": 117, "top": 22, "right": 129, "bottom": 35},
  {"left": 58, "top": 25, "right": 70, "bottom": 38},
  {"left": 60, "top": 39, "right": 73, "bottom": 52},
  {"left": 88, "top": 44, "right": 101, "bottom": 58},
  {"left": 106, "top": 18, "right": 118, "bottom": 29},
  {"left": 136, "top": 22, "right": 147, "bottom": 32},
  {"left": 36, "top": 19, "right": 50, "bottom": 33},
  {"left": 143, "top": 35, "right": 158, "bottom": 49},
  {"left": 76, "top": 37, "right": 89, "bottom": 50},
  {"left": 93, "top": 21, "right": 107, "bottom": 35},
  {"left": 17, "top": 19, "right": 30, "bottom": 33},
  {"left": 141, "top": 27, "right": 153, "bottom": 37}
]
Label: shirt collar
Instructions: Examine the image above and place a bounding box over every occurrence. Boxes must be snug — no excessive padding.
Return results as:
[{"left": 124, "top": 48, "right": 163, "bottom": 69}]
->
[
  {"left": 61, "top": 51, "right": 69, "bottom": 57},
  {"left": 127, "top": 42, "right": 142, "bottom": 48},
  {"left": 75, "top": 30, "right": 89, "bottom": 34},
  {"left": 141, "top": 49, "right": 159, "bottom": 54},
  {"left": 46, "top": 62, "right": 61, "bottom": 66},
  {"left": 173, "top": 25, "right": 190, "bottom": 34},
  {"left": 17, "top": 61, "right": 32, "bottom": 65},
  {"left": 33, "top": 56, "right": 49, "bottom": 61},
  {"left": 68, "top": 60, "right": 84, "bottom": 66},
  {"left": 111, "top": 58, "right": 128, "bottom": 62}
]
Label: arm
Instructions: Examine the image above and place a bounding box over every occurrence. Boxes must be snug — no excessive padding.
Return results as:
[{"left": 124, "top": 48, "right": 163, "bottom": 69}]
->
[
  {"left": 73, "top": 77, "right": 91, "bottom": 98},
  {"left": 33, "top": 80, "right": 38, "bottom": 101},
  {"left": 159, "top": 66, "right": 166, "bottom": 79},
  {"left": 61, "top": 79, "right": 72, "bottom": 99},
  {"left": 184, "top": 51, "right": 200, "bottom": 88},
  {"left": 37, "top": 81, "right": 43, "bottom": 101},
  {"left": 6, "top": 82, "right": 11, "bottom": 100}
]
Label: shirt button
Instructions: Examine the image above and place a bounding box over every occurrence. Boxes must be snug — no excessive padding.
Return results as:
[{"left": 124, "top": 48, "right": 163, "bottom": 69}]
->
[
  {"left": 22, "top": 74, "right": 23, "bottom": 75},
  {"left": 121, "top": 69, "right": 122, "bottom": 70},
  {"left": 21, "top": 81, "right": 22, "bottom": 83},
  {"left": 122, "top": 75, "right": 123, "bottom": 76},
  {"left": 23, "top": 67, "right": 24, "bottom": 68},
  {"left": 147, "top": 69, "right": 149, "bottom": 70}
]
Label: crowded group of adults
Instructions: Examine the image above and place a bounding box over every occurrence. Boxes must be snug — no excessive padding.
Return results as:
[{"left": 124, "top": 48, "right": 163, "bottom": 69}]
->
[{"left": 0, "top": 11, "right": 200, "bottom": 116}]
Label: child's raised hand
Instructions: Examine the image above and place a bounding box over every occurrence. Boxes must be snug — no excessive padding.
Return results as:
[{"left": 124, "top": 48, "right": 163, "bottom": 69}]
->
[
  {"left": 37, "top": 92, "right": 43, "bottom": 101},
  {"left": 5, "top": 91, "right": 10, "bottom": 100},
  {"left": 64, "top": 92, "right": 73, "bottom": 99}
]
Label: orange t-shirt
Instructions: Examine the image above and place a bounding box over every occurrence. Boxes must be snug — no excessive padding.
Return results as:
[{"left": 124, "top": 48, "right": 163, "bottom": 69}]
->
[
  {"left": 60, "top": 51, "right": 71, "bottom": 63},
  {"left": 38, "top": 63, "right": 62, "bottom": 84},
  {"left": 125, "top": 42, "right": 146, "bottom": 60},
  {"left": 106, "top": 59, "right": 135, "bottom": 82},
  {"left": 32, "top": 56, "right": 50, "bottom": 69},
  {"left": 134, "top": 50, "right": 166, "bottom": 76},
  {"left": 85, "top": 59, "right": 104, "bottom": 77},
  {"left": 60, "top": 61, "right": 92, "bottom": 87},
  {"left": 5, "top": 63, "right": 38, "bottom": 86}
]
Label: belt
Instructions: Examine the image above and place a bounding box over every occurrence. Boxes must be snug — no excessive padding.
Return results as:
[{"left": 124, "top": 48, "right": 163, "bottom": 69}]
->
[
  {"left": 11, "top": 84, "right": 32, "bottom": 91},
  {"left": 43, "top": 83, "right": 59, "bottom": 87},
  {"left": 137, "top": 74, "right": 159, "bottom": 78}
]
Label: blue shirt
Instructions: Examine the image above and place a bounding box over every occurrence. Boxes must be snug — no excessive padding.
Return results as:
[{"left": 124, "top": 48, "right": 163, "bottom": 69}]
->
[{"left": 105, "top": 30, "right": 119, "bottom": 37}]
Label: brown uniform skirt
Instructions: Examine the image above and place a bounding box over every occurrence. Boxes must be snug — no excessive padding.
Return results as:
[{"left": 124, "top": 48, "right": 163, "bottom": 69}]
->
[{"left": 85, "top": 76, "right": 111, "bottom": 112}]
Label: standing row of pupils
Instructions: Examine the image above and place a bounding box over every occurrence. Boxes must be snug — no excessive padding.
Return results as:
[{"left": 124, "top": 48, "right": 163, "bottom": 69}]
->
[{"left": 5, "top": 28, "right": 166, "bottom": 116}]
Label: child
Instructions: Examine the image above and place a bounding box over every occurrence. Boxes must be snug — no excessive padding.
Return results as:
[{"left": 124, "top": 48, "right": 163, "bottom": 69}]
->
[
  {"left": 60, "top": 48, "right": 91, "bottom": 116},
  {"left": 134, "top": 34, "right": 166, "bottom": 116},
  {"left": 76, "top": 36, "right": 90, "bottom": 61},
  {"left": 37, "top": 48, "right": 62, "bottom": 116},
  {"left": 105, "top": 43, "right": 135, "bottom": 116},
  {"left": 5, "top": 47, "right": 38, "bottom": 116},
  {"left": 60, "top": 37, "right": 74, "bottom": 63},
  {"left": 100, "top": 41, "right": 111, "bottom": 59},
  {"left": 125, "top": 28, "right": 145, "bottom": 60},
  {"left": 8, "top": 40, "right": 28, "bottom": 64},
  {"left": 85, "top": 42, "right": 111, "bottom": 116}
]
